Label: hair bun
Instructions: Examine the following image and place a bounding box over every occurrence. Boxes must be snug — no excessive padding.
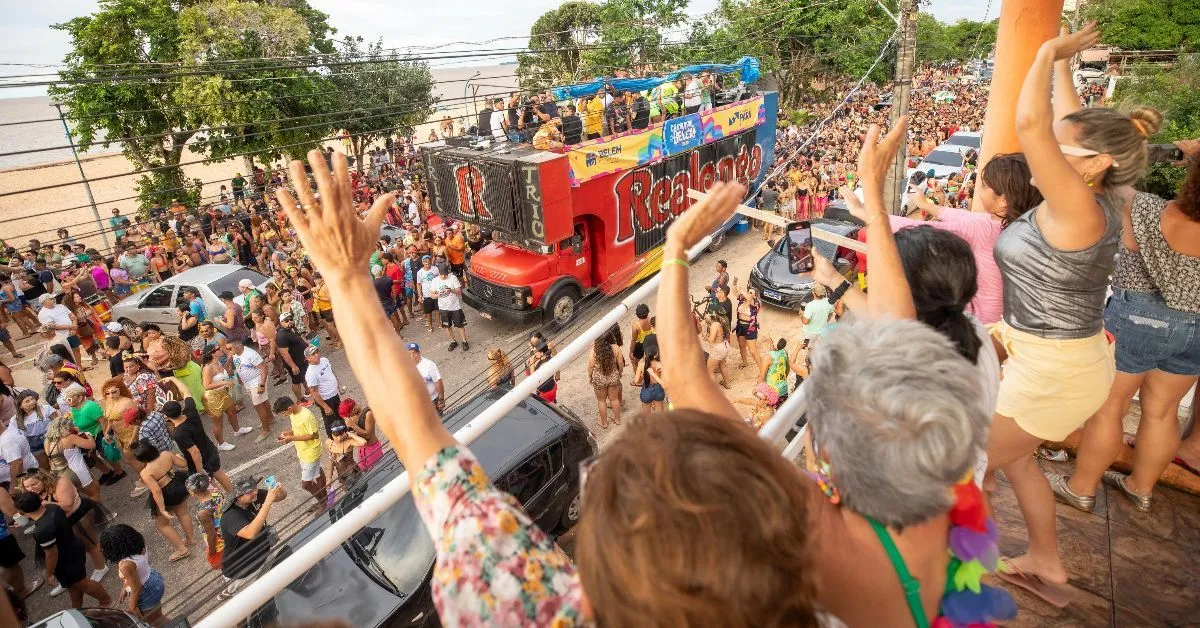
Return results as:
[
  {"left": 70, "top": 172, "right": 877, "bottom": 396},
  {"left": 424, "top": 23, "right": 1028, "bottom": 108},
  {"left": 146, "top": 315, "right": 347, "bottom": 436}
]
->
[{"left": 1127, "top": 106, "right": 1163, "bottom": 138}]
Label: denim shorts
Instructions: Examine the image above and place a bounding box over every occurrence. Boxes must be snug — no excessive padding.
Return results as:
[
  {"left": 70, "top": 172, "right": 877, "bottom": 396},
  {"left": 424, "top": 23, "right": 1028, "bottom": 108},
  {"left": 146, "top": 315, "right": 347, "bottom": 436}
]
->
[
  {"left": 1105, "top": 288, "right": 1200, "bottom": 375},
  {"left": 137, "top": 569, "right": 166, "bottom": 612}
]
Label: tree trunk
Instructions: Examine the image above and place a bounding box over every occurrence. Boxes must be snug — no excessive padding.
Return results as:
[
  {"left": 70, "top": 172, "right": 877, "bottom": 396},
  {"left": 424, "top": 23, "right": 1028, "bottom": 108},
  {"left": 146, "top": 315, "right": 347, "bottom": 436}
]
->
[{"left": 242, "top": 155, "right": 256, "bottom": 178}]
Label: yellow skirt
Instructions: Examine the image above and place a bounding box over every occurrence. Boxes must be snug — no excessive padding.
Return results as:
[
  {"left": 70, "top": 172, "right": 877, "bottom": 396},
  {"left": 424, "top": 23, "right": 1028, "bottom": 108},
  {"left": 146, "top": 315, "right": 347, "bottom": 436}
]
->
[
  {"left": 991, "top": 320, "right": 1114, "bottom": 441},
  {"left": 202, "top": 388, "right": 234, "bottom": 417}
]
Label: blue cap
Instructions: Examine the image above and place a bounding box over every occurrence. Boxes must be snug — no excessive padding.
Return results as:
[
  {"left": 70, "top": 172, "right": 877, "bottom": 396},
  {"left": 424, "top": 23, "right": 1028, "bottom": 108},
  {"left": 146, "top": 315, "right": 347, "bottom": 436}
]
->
[{"left": 406, "top": 342, "right": 419, "bottom": 351}]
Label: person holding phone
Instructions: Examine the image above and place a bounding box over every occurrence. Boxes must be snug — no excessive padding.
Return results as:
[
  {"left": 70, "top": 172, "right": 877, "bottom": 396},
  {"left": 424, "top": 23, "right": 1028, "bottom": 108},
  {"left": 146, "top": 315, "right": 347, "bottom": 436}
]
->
[{"left": 219, "top": 476, "right": 287, "bottom": 588}]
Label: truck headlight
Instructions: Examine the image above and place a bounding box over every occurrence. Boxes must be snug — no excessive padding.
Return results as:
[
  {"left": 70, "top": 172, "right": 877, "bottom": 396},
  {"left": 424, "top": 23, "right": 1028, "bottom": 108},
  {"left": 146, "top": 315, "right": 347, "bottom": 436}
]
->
[{"left": 513, "top": 287, "right": 531, "bottom": 308}]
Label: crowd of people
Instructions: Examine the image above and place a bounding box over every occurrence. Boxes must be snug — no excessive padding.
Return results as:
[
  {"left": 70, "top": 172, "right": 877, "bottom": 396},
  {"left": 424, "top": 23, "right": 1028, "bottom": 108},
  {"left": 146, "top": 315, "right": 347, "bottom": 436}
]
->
[
  {"left": 0, "top": 22, "right": 1196, "bottom": 626},
  {"left": 257, "top": 22, "right": 1194, "bottom": 628}
]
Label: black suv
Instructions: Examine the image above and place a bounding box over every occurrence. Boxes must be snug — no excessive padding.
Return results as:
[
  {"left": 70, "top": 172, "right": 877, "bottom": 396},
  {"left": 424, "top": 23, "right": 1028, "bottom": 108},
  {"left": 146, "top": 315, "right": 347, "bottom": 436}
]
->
[{"left": 189, "top": 388, "right": 595, "bottom": 628}]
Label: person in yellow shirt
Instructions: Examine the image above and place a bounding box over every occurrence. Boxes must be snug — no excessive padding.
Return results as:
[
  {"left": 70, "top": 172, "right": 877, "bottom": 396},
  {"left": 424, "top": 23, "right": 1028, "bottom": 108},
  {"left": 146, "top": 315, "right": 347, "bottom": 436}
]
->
[
  {"left": 311, "top": 275, "right": 341, "bottom": 349},
  {"left": 273, "top": 397, "right": 327, "bottom": 508},
  {"left": 579, "top": 95, "right": 604, "bottom": 140}
]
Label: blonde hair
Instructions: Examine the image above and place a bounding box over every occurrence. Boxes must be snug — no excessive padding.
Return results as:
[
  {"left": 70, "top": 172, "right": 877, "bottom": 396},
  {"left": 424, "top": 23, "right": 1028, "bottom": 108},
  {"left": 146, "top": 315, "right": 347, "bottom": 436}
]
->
[
  {"left": 812, "top": 283, "right": 827, "bottom": 298},
  {"left": 1064, "top": 105, "right": 1163, "bottom": 187}
]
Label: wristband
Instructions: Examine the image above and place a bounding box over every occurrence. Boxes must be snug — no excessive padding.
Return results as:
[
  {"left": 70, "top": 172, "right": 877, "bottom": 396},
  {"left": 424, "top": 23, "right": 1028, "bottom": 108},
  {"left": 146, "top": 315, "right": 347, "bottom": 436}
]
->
[
  {"left": 662, "top": 258, "right": 690, "bottom": 268},
  {"left": 828, "top": 279, "right": 852, "bottom": 303}
]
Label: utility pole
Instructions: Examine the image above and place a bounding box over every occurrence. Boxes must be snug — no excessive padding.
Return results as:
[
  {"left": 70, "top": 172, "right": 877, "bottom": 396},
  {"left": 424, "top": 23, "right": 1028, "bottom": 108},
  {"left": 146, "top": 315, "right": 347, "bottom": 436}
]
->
[
  {"left": 882, "top": 0, "right": 919, "bottom": 215},
  {"left": 51, "top": 102, "right": 111, "bottom": 250}
]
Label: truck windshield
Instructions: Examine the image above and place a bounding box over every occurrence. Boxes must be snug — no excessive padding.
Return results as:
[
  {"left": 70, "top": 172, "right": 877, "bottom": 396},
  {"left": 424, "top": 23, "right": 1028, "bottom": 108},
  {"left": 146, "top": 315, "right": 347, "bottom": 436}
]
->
[{"left": 923, "top": 150, "right": 964, "bottom": 167}]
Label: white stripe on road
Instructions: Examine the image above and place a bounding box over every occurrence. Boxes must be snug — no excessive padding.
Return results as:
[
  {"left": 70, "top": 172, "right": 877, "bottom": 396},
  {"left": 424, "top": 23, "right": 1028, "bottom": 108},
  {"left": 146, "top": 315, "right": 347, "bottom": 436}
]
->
[{"left": 228, "top": 442, "right": 293, "bottom": 475}]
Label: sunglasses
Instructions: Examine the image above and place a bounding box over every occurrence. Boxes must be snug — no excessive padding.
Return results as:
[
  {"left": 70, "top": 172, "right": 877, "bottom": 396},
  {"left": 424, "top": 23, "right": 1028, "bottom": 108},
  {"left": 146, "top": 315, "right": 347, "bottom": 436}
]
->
[{"left": 1058, "top": 144, "right": 1119, "bottom": 167}]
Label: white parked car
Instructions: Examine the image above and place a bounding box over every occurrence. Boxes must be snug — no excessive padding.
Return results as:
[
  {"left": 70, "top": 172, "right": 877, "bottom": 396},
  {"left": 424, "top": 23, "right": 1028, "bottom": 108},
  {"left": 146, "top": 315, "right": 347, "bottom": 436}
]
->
[{"left": 110, "top": 264, "right": 272, "bottom": 329}]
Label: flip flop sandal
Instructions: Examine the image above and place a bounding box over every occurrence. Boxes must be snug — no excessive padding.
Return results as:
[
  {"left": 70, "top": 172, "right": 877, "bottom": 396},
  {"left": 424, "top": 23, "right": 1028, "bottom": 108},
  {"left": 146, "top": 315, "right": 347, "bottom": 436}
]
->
[
  {"left": 168, "top": 549, "right": 191, "bottom": 562},
  {"left": 995, "top": 558, "right": 1072, "bottom": 608}
]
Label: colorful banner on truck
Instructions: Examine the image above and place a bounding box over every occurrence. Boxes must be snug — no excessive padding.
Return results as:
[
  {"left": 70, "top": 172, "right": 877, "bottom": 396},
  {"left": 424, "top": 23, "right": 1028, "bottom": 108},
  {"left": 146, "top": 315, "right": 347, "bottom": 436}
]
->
[
  {"left": 662, "top": 113, "right": 703, "bottom": 157},
  {"left": 701, "top": 95, "right": 766, "bottom": 141},
  {"left": 567, "top": 129, "right": 663, "bottom": 185}
]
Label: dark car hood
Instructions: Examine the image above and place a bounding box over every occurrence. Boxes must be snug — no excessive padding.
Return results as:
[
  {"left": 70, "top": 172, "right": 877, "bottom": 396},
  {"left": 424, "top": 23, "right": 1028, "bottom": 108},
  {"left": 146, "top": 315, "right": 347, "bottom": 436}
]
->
[
  {"left": 756, "top": 248, "right": 813, "bottom": 293},
  {"left": 271, "top": 458, "right": 436, "bottom": 626}
]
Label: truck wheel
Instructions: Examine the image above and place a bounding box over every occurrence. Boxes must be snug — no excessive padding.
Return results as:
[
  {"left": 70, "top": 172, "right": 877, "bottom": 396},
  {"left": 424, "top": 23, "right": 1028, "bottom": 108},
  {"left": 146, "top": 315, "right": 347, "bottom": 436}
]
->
[
  {"left": 706, "top": 231, "right": 726, "bottom": 252},
  {"left": 545, "top": 287, "right": 579, "bottom": 327}
]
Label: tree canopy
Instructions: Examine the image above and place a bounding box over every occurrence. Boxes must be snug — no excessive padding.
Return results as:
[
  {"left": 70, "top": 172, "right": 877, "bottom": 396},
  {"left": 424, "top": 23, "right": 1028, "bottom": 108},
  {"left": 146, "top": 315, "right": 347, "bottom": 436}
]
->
[
  {"left": 49, "top": 0, "right": 435, "bottom": 212},
  {"left": 1086, "top": 0, "right": 1200, "bottom": 51},
  {"left": 1113, "top": 55, "right": 1200, "bottom": 198}
]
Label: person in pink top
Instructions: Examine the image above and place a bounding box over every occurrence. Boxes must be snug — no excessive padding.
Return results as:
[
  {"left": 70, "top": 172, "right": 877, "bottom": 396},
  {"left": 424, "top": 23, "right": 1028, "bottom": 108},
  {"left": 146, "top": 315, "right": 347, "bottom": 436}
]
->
[{"left": 843, "top": 154, "right": 1045, "bottom": 324}]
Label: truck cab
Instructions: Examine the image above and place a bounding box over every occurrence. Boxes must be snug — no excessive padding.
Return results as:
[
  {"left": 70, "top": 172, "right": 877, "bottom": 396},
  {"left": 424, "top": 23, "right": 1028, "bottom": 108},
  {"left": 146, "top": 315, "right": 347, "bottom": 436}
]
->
[{"left": 423, "top": 90, "right": 778, "bottom": 324}]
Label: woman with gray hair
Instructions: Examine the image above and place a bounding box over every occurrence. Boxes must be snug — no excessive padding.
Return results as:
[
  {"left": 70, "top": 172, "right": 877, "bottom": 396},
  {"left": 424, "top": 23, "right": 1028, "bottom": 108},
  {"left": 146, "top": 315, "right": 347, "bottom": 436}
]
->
[{"left": 652, "top": 120, "right": 1014, "bottom": 626}]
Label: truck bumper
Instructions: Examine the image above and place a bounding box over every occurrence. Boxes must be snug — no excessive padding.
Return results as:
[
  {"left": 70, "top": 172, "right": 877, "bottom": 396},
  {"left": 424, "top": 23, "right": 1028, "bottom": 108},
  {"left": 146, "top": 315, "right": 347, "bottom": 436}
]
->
[{"left": 463, "top": 292, "right": 544, "bottom": 325}]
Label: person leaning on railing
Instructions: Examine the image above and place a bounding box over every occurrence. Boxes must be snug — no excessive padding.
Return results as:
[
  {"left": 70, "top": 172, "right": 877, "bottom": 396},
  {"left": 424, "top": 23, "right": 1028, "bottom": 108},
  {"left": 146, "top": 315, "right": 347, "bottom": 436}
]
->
[
  {"left": 274, "top": 151, "right": 821, "bottom": 626},
  {"left": 655, "top": 119, "right": 1013, "bottom": 627}
]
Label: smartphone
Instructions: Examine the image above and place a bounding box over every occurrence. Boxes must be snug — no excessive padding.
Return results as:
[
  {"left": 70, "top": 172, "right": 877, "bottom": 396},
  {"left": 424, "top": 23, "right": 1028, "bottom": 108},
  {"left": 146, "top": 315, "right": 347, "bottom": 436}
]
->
[
  {"left": 264, "top": 476, "right": 278, "bottom": 490},
  {"left": 1147, "top": 143, "right": 1184, "bottom": 164},
  {"left": 786, "top": 221, "right": 814, "bottom": 274}
]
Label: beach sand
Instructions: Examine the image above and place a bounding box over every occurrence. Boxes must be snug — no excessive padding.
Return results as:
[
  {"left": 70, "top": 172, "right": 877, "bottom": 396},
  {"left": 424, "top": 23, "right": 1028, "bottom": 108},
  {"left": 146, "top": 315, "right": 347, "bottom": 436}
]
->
[{"left": 0, "top": 64, "right": 517, "bottom": 253}]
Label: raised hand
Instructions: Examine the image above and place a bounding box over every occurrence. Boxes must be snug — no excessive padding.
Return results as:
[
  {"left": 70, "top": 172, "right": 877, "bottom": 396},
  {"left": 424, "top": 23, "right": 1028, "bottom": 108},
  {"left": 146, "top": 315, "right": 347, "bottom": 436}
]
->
[
  {"left": 839, "top": 185, "right": 868, "bottom": 222},
  {"left": 275, "top": 149, "right": 396, "bottom": 280},
  {"left": 666, "top": 182, "right": 747, "bottom": 251},
  {"left": 856, "top": 117, "right": 908, "bottom": 216},
  {"left": 1045, "top": 22, "right": 1101, "bottom": 61},
  {"left": 812, "top": 252, "right": 845, "bottom": 290}
]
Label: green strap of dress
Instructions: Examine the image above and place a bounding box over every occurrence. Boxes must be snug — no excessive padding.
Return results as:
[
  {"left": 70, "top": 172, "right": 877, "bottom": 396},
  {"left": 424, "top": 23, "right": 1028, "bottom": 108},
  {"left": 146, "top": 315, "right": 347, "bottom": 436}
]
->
[{"left": 867, "top": 517, "right": 930, "bottom": 628}]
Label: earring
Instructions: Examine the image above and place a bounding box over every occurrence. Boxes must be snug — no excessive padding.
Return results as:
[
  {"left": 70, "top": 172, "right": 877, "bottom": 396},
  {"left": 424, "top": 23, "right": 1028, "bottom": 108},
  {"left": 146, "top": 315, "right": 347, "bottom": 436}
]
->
[
  {"left": 807, "top": 460, "right": 841, "bottom": 505},
  {"left": 1083, "top": 172, "right": 1094, "bottom": 187}
]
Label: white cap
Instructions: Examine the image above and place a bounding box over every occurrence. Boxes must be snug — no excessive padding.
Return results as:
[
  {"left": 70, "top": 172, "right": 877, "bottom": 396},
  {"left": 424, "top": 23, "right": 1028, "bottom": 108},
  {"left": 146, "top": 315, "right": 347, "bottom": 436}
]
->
[
  {"left": 238, "top": 279, "right": 254, "bottom": 289},
  {"left": 104, "top": 322, "right": 124, "bottom": 333},
  {"left": 37, "top": 293, "right": 55, "bottom": 303}
]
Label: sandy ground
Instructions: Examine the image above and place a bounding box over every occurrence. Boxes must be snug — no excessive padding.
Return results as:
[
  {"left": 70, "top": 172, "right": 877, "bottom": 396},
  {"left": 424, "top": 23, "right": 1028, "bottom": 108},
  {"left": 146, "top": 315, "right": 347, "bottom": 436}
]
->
[
  {"left": 12, "top": 227, "right": 807, "bottom": 623},
  {"left": 0, "top": 65, "right": 518, "bottom": 253}
]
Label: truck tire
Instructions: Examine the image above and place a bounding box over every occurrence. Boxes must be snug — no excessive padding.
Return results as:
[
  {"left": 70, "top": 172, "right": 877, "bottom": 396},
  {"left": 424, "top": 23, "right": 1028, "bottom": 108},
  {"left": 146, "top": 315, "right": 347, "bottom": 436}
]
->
[
  {"left": 557, "top": 488, "right": 582, "bottom": 533},
  {"left": 706, "top": 231, "right": 726, "bottom": 252},
  {"left": 544, "top": 286, "right": 580, "bottom": 328}
]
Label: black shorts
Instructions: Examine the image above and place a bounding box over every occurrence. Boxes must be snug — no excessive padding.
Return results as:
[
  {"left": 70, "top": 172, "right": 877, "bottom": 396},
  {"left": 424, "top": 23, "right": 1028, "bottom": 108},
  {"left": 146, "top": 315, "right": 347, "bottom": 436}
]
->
[
  {"left": 233, "top": 189, "right": 245, "bottom": 200},
  {"left": 440, "top": 309, "right": 466, "bottom": 328},
  {"left": 67, "top": 335, "right": 81, "bottom": 349},
  {"left": 290, "top": 363, "right": 308, "bottom": 385},
  {"left": 319, "top": 310, "right": 334, "bottom": 323},
  {"left": 450, "top": 263, "right": 465, "bottom": 277},
  {"left": 0, "top": 534, "right": 23, "bottom": 569},
  {"left": 422, "top": 297, "right": 438, "bottom": 314}
]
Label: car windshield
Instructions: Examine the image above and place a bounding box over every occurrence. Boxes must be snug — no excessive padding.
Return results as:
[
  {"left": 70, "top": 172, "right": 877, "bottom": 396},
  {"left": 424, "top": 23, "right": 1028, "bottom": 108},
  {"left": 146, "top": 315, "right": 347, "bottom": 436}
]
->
[
  {"left": 208, "top": 268, "right": 270, "bottom": 296},
  {"left": 923, "top": 150, "right": 964, "bottom": 167},
  {"left": 353, "top": 495, "right": 435, "bottom": 594},
  {"left": 945, "top": 135, "right": 981, "bottom": 149}
]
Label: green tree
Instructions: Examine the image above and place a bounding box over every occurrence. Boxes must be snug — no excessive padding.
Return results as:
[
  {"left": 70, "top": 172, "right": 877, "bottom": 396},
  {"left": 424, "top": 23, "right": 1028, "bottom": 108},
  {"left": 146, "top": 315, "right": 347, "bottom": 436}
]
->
[
  {"left": 516, "top": 1, "right": 603, "bottom": 89},
  {"left": 1086, "top": 0, "right": 1200, "bottom": 51},
  {"left": 1113, "top": 55, "right": 1200, "bottom": 198},
  {"left": 585, "top": 0, "right": 690, "bottom": 72},
  {"left": 327, "top": 37, "right": 437, "bottom": 173},
  {"left": 176, "top": 0, "right": 339, "bottom": 177}
]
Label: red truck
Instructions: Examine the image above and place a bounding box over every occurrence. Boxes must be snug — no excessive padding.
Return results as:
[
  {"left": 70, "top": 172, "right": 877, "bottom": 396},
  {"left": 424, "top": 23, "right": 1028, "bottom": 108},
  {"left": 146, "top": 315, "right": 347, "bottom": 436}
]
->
[{"left": 421, "top": 91, "right": 779, "bottom": 325}]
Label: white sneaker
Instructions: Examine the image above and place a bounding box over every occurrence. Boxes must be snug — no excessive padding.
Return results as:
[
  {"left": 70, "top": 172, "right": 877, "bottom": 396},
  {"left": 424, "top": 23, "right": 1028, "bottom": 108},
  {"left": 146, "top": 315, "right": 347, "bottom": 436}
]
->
[
  {"left": 49, "top": 583, "right": 65, "bottom": 597},
  {"left": 235, "top": 427, "right": 254, "bottom": 436},
  {"left": 218, "top": 442, "right": 236, "bottom": 451},
  {"left": 91, "top": 565, "right": 110, "bottom": 581}
]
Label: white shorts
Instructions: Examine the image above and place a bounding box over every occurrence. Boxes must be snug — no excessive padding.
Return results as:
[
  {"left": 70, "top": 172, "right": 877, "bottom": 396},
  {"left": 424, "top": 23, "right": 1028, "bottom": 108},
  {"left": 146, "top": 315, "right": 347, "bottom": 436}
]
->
[
  {"left": 300, "top": 460, "right": 322, "bottom": 482},
  {"left": 247, "top": 383, "right": 268, "bottom": 406}
]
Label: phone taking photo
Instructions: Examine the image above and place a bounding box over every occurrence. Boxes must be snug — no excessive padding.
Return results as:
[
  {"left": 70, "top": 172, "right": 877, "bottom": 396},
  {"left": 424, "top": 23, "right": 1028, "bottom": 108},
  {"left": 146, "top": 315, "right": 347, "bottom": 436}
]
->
[
  {"left": 786, "top": 221, "right": 814, "bottom": 274},
  {"left": 264, "top": 476, "right": 278, "bottom": 490}
]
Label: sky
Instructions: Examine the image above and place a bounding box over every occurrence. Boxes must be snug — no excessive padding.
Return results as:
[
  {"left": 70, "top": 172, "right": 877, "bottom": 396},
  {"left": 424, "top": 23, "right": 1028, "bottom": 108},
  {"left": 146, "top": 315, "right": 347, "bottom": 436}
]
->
[{"left": 0, "top": 0, "right": 997, "bottom": 99}]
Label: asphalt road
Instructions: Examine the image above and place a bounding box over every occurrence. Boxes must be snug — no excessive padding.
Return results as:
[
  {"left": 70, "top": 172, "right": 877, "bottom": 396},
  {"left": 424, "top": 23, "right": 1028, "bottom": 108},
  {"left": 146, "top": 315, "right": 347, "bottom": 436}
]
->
[{"left": 13, "top": 226, "right": 806, "bottom": 624}]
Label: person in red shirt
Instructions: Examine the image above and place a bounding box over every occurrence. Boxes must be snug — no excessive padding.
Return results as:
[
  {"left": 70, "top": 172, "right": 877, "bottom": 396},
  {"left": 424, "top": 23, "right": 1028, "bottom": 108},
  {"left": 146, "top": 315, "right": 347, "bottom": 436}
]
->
[{"left": 383, "top": 252, "right": 408, "bottom": 327}]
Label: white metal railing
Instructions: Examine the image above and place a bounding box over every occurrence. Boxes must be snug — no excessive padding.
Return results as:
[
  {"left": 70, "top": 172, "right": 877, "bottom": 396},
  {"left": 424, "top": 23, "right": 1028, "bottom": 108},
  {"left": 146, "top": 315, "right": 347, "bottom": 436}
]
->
[{"left": 198, "top": 232, "right": 809, "bottom": 626}]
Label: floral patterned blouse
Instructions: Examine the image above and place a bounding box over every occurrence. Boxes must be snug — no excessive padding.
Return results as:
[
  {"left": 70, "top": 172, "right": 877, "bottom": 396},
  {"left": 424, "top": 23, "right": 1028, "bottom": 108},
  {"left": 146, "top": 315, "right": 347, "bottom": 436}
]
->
[{"left": 413, "top": 446, "right": 583, "bottom": 627}]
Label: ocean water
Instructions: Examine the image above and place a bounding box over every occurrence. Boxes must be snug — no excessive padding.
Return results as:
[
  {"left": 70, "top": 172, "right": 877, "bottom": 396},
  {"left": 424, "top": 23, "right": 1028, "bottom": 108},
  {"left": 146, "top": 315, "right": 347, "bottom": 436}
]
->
[{"left": 0, "top": 64, "right": 517, "bottom": 171}]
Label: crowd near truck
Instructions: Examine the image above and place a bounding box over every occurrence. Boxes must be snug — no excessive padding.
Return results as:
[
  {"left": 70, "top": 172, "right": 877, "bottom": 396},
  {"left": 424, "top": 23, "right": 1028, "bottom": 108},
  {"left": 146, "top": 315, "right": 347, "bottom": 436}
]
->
[{"left": 421, "top": 88, "right": 779, "bottom": 325}]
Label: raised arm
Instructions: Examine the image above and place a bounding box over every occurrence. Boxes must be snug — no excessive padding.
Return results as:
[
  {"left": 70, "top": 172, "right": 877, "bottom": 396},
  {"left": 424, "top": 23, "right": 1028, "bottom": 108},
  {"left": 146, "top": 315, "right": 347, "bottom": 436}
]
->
[
  {"left": 277, "top": 150, "right": 455, "bottom": 474},
  {"left": 657, "top": 182, "right": 743, "bottom": 422},
  {"left": 855, "top": 119, "right": 916, "bottom": 319},
  {"left": 1015, "top": 23, "right": 1106, "bottom": 250},
  {"left": 1053, "top": 27, "right": 1085, "bottom": 121}
]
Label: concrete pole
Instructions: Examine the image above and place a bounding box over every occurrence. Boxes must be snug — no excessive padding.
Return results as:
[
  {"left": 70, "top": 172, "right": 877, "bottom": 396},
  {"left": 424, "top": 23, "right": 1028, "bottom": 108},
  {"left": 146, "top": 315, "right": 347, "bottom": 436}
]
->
[
  {"left": 882, "top": 0, "right": 918, "bottom": 215},
  {"left": 974, "top": 0, "right": 1065, "bottom": 180}
]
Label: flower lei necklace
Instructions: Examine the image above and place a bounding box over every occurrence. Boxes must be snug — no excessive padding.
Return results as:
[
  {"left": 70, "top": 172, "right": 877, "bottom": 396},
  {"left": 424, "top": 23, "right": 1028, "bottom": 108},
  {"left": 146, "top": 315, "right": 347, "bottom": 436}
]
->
[{"left": 807, "top": 465, "right": 1016, "bottom": 627}]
